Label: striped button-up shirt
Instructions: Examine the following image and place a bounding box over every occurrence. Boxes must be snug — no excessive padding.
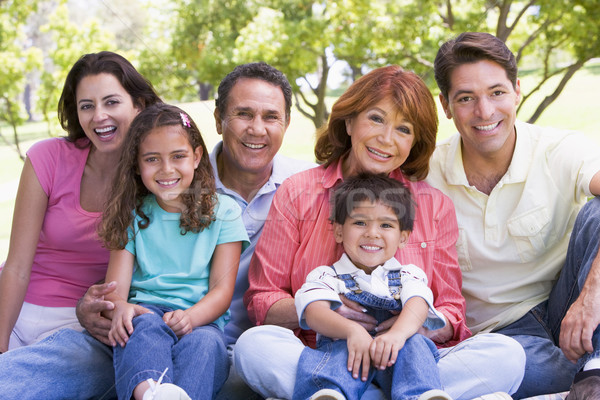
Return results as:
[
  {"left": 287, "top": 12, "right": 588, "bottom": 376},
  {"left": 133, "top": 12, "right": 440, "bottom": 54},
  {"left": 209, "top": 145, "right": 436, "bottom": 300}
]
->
[{"left": 245, "top": 160, "right": 470, "bottom": 348}]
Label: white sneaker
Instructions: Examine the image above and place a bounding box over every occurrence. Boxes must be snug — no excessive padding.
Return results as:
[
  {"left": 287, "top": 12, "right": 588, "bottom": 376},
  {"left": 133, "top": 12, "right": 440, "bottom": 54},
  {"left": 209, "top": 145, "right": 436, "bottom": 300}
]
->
[
  {"left": 141, "top": 368, "right": 191, "bottom": 400},
  {"left": 419, "top": 389, "right": 454, "bottom": 400},
  {"left": 309, "top": 388, "right": 347, "bottom": 400},
  {"left": 142, "top": 382, "right": 191, "bottom": 400},
  {"left": 471, "top": 393, "right": 512, "bottom": 400}
]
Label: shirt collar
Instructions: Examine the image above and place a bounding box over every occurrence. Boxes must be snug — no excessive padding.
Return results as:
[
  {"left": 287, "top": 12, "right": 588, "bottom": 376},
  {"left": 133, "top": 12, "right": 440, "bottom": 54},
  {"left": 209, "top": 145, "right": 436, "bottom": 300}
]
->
[{"left": 442, "top": 120, "right": 532, "bottom": 186}]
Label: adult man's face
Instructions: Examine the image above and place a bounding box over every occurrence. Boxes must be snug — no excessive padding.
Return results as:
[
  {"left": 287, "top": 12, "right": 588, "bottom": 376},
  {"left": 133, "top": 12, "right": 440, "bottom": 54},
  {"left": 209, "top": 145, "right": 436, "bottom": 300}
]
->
[
  {"left": 215, "top": 78, "right": 289, "bottom": 176},
  {"left": 439, "top": 59, "right": 521, "bottom": 160}
]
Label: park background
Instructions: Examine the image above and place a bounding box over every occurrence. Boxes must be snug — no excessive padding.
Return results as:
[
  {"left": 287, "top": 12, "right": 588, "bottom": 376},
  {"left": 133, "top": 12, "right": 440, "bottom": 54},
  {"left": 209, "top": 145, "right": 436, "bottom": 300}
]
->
[{"left": 1, "top": 0, "right": 599, "bottom": 261}]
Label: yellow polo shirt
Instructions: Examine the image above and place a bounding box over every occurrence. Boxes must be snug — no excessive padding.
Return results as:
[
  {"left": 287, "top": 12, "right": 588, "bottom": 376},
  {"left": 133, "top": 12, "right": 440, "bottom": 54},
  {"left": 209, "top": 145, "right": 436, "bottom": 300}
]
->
[{"left": 427, "top": 121, "right": 600, "bottom": 334}]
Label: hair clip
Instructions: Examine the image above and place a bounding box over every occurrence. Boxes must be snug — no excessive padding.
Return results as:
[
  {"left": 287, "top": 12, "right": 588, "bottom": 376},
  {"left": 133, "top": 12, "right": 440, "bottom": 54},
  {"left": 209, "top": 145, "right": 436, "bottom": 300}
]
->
[{"left": 180, "top": 112, "right": 191, "bottom": 128}]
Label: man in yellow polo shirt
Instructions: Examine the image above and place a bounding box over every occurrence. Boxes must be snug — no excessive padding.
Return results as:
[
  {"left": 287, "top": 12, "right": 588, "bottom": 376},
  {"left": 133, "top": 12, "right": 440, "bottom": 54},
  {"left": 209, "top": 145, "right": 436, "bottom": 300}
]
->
[{"left": 427, "top": 32, "right": 600, "bottom": 399}]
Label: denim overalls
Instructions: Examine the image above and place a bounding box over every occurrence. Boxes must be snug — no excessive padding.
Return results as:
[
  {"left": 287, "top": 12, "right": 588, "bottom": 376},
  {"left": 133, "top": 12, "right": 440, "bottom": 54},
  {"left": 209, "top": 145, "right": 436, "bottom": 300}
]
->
[{"left": 293, "top": 268, "right": 442, "bottom": 400}]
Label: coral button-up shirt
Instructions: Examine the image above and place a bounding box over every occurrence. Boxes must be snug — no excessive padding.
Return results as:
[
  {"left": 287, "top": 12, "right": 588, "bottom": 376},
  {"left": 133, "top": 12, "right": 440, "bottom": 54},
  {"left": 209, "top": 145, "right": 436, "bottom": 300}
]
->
[{"left": 245, "top": 160, "right": 470, "bottom": 348}]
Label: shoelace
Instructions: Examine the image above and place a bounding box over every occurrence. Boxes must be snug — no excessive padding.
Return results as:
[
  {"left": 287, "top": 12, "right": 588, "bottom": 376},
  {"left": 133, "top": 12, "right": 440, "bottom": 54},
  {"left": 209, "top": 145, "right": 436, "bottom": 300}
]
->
[{"left": 145, "top": 367, "right": 169, "bottom": 400}]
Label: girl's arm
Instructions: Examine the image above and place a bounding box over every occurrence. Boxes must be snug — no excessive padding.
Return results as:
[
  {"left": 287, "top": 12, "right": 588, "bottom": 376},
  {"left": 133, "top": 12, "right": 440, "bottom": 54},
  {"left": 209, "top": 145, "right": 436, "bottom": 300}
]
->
[
  {"left": 0, "top": 159, "right": 48, "bottom": 352},
  {"left": 304, "top": 300, "right": 373, "bottom": 381},
  {"left": 370, "top": 296, "right": 428, "bottom": 370},
  {"left": 166, "top": 241, "right": 242, "bottom": 336},
  {"left": 104, "top": 249, "right": 135, "bottom": 347}
]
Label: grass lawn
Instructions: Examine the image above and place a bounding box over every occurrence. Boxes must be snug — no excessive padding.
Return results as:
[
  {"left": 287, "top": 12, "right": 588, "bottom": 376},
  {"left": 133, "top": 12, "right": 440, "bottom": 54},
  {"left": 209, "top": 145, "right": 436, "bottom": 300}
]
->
[{"left": 1, "top": 63, "right": 599, "bottom": 261}]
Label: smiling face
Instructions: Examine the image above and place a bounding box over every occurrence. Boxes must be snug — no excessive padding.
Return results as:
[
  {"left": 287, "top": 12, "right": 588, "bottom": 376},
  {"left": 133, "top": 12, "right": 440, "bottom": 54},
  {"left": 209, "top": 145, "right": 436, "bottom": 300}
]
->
[
  {"left": 138, "top": 125, "right": 202, "bottom": 213},
  {"left": 342, "top": 97, "right": 415, "bottom": 177},
  {"left": 215, "top": 77, "right": 288, "bottom": 180},
  {"left": 76, "top": 73, "right": 141, "bottom": 154},
  {"left": 335, "top": 200, "right": 409, "bottom": 273},
  {"left": 440, "top": 59, "right": 521, "bottom": 161}
]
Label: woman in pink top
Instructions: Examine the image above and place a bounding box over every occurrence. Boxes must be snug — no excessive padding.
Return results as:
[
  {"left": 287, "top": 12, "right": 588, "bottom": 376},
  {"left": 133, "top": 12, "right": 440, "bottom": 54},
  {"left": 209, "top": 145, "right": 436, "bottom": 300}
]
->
[
  {"left": 0, "top": 52, "right": 161, "bottom": 353},
  {"left": 235, "top": 66, "right": 526, "bottom": 399}
]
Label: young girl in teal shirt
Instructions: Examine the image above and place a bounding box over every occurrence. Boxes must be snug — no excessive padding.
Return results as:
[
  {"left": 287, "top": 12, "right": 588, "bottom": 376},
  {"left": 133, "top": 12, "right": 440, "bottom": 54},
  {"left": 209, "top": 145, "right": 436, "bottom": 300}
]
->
[{"left": 99, "top": 103, "right": 248, "bottom": 400}]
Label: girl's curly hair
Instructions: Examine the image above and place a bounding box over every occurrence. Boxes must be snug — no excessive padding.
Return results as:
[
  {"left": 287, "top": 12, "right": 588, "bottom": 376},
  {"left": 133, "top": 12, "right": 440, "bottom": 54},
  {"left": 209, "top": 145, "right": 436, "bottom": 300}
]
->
[{"left": 99, "top": 103, "right": 216, "bottom": 250}]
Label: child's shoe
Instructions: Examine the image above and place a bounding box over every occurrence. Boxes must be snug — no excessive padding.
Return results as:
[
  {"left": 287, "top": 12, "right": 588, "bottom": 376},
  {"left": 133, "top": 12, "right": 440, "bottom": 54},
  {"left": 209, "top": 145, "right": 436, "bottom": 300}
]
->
[
  {"left": 471, "top": 393, "right": 512, "bottom": 400},
  {"left": 142, "top": 382, "right": 191, "bottom": 400},
  {"left": 142, "top": 368, "right": 191, "bottom": 400},
  {"left": 309, "top": 388, "right": 347, "bottom": 400},
  {"left": 419, "top": 389, "right": 453, "bottom": 400}
]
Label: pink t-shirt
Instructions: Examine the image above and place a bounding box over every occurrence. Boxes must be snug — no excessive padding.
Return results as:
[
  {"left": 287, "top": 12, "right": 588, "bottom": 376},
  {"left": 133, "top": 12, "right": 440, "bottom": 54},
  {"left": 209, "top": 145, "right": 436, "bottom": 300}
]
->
[{"left": 23, "top": 138, "right": 109, "bottom": 307}]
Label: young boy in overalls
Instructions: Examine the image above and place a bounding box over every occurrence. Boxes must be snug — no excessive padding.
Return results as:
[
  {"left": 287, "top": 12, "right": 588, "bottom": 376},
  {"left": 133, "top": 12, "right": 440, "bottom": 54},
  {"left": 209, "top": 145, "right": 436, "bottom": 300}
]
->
[{"left": 293, "top": 173, "right": 451, "bottom": 400}]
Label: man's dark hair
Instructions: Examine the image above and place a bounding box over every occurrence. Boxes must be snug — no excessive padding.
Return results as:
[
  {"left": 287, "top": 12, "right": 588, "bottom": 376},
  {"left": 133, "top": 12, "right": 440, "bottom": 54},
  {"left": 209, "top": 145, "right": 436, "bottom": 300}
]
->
[
  {"left": 215, "top": 62, "right": 292, "bottom": 123},
  {"left": 434, "top": 32, "right": 518, "bottom": 100}
]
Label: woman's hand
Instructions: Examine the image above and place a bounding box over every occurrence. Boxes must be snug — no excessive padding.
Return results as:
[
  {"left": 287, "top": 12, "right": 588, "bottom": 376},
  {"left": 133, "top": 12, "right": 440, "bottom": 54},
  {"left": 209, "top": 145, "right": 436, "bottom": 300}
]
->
[
  {"left": 336, "top": 295, "right": 378, "bottom": 333},
  {"left": 346, "top": 324, "right": 374, "bottom": 382},
  {"left": 163, "top": 309, "right": 193, "bottom": 338}
]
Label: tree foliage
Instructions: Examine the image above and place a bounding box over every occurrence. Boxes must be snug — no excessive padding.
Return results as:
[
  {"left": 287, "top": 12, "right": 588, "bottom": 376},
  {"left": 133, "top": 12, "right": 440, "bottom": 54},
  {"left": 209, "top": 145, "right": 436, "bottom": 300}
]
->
[
  {"left": 0, "top": 0, "right": 42, "bottom": 159},
  {"left": 3, "top": 0, "right": 599, "bottom": 149}
]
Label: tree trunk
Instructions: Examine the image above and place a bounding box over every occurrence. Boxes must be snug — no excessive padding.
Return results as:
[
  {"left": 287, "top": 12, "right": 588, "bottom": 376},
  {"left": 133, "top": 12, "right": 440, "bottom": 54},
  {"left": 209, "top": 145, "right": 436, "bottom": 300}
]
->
[{"left": 527, "top": 59, "right": 586, "bottom": 123}]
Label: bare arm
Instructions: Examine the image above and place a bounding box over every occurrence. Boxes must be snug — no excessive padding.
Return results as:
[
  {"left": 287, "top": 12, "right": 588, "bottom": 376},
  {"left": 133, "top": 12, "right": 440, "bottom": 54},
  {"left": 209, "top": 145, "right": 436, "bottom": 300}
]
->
[
  {"left": 589, "top": 170, "right": 600, "bottom": 196},
  {"left": 0, "top": 159, "right": 47, "bottom": 352},
  {"left": 105, "top": 249, "right": 139, "bottom": 347},
  {"left": 263, "top": 298, "right": 300, "bottom": 329},
  {"left": 166, "top": 241, "right": 241, "bottom": 336}
]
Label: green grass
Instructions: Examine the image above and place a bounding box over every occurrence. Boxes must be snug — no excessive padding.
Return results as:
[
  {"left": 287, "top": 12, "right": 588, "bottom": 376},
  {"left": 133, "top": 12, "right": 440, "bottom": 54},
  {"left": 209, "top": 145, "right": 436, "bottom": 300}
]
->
[{"left": 1, "top": 63, "right": 600, "bottom": 261}]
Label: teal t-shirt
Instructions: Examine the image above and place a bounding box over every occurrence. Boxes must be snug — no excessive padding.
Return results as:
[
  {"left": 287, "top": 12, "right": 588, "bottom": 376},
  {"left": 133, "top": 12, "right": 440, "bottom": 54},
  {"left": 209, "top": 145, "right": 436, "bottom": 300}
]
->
[{"left": 125, "top": 193, "right": 249, "bottom": 330}]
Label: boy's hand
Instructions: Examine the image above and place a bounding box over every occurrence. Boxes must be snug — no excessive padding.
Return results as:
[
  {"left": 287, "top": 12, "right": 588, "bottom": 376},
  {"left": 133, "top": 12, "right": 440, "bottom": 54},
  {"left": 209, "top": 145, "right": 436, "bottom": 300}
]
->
[
  {"left": 370, "top": 331, "right": 407, "bottom": 370},
  {"left": 346, "top": 325, "right": 373, "bottom": 382},
  {"left": 108, "top": 301, "right": 137, "bottom": 347},
  {"left": 164, "top": 309, "right": 193, "bottom": 338}
]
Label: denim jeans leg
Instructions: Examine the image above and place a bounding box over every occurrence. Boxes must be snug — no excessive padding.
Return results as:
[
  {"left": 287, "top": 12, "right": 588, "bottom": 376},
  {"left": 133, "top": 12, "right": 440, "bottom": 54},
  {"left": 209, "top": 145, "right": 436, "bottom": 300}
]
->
[
  {"left": 547, "top": 197, "right": 600, "bottom": 367},
  {"left": 172, "top": 324, "right": 229, "bottom": 399},
  {"left": 495, "top": 307, "right": 577, "bottom": 399},
  {"left": 373, "top": 334, "right": 440, "bottom": 400},
  {"left": 0, "top": 328, "right": 116, "bottom": 399},
  {"left": 113, "top": 306, "right": 177, "bottom": 400},
  {"left": 293, "top": 337, "right": 371, "bottom": 400}
]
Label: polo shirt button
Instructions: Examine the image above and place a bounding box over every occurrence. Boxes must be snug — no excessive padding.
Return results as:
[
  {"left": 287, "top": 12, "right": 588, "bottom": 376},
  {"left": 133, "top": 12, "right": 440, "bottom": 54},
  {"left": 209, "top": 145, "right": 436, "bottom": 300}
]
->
[{"left": 421, "top": 242, "right": 427, "bottom": 248}]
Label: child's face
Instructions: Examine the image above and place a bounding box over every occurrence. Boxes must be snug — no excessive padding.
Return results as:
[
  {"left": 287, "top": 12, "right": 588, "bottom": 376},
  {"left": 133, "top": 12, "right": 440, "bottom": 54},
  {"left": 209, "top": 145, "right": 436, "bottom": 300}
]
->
[
  {"left": 138, "top": 125, "right": 201, "bottom": 212},
  {"left": 334, "top": 200, "right": 409, "bottom": 273}
]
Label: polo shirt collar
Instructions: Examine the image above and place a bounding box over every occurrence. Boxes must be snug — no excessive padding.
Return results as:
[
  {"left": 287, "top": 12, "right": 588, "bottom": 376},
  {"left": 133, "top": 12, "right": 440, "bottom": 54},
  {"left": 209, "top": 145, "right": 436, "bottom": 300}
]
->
[{"left": 442, "top": 120, "right": 532, "bottom": 186}]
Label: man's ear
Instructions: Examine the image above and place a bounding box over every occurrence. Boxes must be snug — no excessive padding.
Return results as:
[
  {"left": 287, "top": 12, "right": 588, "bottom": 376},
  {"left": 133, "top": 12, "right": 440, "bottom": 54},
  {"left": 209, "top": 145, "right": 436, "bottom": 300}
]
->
[
  {"left": 214, "top": 109, "right": 223, "bottom": 135},
  {"left": 439, "top": 93, "right": 452, "bottom": 120}
]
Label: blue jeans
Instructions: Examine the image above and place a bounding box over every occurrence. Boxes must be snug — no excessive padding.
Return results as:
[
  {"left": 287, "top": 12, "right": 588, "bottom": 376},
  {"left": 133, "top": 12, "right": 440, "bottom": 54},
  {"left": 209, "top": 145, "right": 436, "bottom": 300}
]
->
[
  {"left": 235, "top": 325, "right": 525, "bottom": 400},
  {"left": 113, "top": 304, "right": 229, "bottom": 400},
  {"left": 495, "top": 197, "right": 600, "bottom": 399},
  {"left": 0, "top": 328, "right": 117, "bottom": 399},
  {"left": 293, "top": 334, "right": 440, "bottom": 400}
]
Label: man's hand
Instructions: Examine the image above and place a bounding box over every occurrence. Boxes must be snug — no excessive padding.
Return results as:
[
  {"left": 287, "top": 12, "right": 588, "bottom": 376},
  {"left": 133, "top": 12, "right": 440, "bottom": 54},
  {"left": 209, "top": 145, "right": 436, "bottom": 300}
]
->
[
  {"left": 76, "top": 282, "right": 117, "bottom": 345},
  {"left": 560, "top": 289, "right": 600, "bottom": 362},
  {"left": 337, "top": 296, "right": 378, "bottom": 333}
]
